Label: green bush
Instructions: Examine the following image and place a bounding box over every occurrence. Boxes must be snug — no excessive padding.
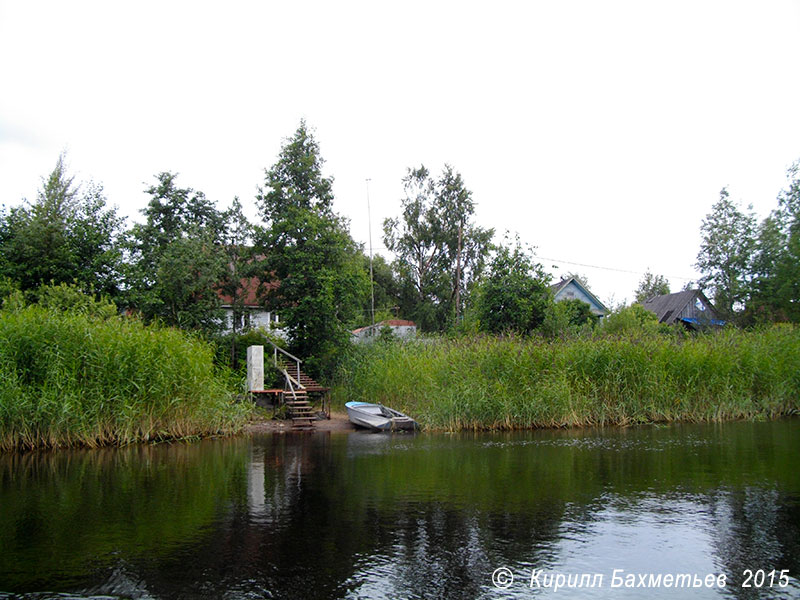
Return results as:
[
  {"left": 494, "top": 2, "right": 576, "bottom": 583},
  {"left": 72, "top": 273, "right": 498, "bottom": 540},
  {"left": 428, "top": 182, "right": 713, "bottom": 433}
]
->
[
  {"left": 599, "top": 303, "right": 668, "bottom": 336},
  {"left": 0, "top": 305, "right": 251, "bottom": 450},
  {"left": 333, "top": 327, "right": 800, "bottom": 430},
  {"left": 213, "top": 327, "right": 288, "bottom": 385},
  {"left": 35, "top": 282, "right": 118, "bottom": 320}
]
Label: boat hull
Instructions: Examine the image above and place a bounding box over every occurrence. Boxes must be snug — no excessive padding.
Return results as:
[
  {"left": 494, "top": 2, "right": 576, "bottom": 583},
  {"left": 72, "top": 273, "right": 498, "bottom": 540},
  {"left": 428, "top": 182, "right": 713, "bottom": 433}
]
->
[{"left": 345, "top": 402, "right": 418, "bottom": 432}]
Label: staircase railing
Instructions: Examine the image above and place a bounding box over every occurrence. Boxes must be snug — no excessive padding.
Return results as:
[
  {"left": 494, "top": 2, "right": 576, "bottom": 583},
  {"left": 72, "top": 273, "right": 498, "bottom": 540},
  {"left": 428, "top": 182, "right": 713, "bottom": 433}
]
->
[
  {"left": 266, "top": 340, "right": 303, "bottom": 389},
  {"left": 284, "top": 372, "right": 298, "bottom": 403}
]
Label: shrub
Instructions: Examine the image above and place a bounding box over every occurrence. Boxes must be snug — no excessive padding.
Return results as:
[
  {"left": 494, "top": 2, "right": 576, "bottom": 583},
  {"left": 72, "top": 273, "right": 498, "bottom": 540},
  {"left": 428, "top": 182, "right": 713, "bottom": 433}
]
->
[
  {"left": 333, "top": 327, "right": 800, "bottom": 430},
  {"left": 0, "top": 305, "right": 250, "bottom": 450}
]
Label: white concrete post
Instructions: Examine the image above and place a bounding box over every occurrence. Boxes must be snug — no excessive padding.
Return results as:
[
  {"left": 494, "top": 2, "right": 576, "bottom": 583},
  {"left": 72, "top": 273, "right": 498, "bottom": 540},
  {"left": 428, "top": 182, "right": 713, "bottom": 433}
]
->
[{"left": 247, "top": 345, "right": 264, "bottom": 392}]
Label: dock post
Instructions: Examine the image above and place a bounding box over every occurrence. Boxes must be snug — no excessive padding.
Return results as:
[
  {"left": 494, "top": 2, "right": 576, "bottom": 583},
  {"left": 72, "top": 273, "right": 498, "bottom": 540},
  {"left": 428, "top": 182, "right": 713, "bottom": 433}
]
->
[{"left": 247, "top": 345, "right": 264, "bottom": 393}]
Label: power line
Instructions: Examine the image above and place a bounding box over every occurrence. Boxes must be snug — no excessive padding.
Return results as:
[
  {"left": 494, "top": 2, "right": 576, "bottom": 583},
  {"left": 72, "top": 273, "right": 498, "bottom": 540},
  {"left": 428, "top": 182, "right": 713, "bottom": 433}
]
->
[
  {"left": 534, "top": 255, "right": 695, "bottom": 281},
  {"left": 366, "top": 239, "right": 696, "bottom": 282}
]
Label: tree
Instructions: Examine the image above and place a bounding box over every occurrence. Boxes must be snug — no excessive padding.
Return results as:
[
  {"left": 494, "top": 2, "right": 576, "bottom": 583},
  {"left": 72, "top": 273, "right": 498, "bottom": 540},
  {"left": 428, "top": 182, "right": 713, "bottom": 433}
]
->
[
  {"left": 126, "top": 172, "right": 227, "bottom": 333},
  {"left": 634, "top": 270, "right": 671, "bottom": 303},
  {"left": 541, "top": 298, "right": 598, "bottom": 338},
  {"left": 476, "top": 237, "right": 552, "bottom": 335},
  {"left": 358, "top": 253, "right": 401, "bottom": 324},
  {"left": 696, "top": 188, "right": 756, "bottom": 321},
  {"left": 383, "top": 165, "right": 493, "bottom": 332},
  {"left": 748, "top": 213, "right": 786, "bottom": 322},
  {"left": 0, "top": 154, "right": 125, "bottom": 297},
  {"left": 749, "top": 162, "right": 800, "bottom": 322},
  {"left": 218, "top": 197, "right": 256, "bottom": 367},
  {"left": 254, "top": 121, "right": 369, "bottom": 375}
]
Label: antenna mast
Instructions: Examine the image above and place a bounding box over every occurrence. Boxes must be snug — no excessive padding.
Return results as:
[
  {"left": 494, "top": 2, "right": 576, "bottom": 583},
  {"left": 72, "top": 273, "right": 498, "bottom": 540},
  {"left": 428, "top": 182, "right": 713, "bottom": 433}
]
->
[{"left": 366, "top": 178, "right": 375, "bottom": 329}]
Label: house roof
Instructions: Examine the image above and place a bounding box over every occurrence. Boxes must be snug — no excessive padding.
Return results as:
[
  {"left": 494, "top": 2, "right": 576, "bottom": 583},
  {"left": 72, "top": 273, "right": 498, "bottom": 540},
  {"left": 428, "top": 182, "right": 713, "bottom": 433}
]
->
[
  {"left": 379, "top": 319, "right": 416, "bottom": 327},
  {"left": 549, "top": 276, "right": 609, "bottom": 315},
  {"left": 641, "top": 289, "right": 717, "bottom": 324},
  {"left": 218, "top": 277, "right": 278, "bottom": 308}
]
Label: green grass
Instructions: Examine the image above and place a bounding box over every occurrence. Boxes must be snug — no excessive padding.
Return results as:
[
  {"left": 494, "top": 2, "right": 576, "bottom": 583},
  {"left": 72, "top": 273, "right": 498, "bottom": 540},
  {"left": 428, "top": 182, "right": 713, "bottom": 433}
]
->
[
  {"left": 0, "top": 305, "right": 251, "bottom": 450},
  {"left": 332, "top": 326, "right": 800, "bottom": 430}
]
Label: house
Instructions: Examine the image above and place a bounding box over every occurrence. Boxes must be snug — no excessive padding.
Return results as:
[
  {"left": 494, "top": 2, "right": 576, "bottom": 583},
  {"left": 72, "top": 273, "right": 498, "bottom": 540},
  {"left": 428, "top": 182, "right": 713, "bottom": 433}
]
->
[
  {"left": 218, "top": 277, "right": 285, "bottom": 336},
  {"left": 351, "top": 319, "right": 417, "bottom": 343},
  {"left": 641, "top": 289, "right": 724, "bottom": 327},
  {"left": 550, "top": 276, "right": 609, "bottom": 317}
]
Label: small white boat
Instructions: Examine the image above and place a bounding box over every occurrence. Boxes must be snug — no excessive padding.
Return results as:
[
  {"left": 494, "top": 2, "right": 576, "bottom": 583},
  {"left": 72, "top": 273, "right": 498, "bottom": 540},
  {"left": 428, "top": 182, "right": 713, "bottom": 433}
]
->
[{"left": 345, "top": 402, "right": 418, "bottom": 432}]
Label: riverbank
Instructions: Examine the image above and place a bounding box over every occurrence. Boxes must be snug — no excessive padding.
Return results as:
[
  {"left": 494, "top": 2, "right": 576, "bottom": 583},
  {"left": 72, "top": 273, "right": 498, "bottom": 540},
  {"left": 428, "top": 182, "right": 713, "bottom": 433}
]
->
[
  {"left": 245, "top": 410, "right": 355, "bottom": 433},
  {"left": 5, "top": 305, "right": 799, "bottom": 448},
  {"left": 332, "top": 326, "right": 800, "bottom": 431}
]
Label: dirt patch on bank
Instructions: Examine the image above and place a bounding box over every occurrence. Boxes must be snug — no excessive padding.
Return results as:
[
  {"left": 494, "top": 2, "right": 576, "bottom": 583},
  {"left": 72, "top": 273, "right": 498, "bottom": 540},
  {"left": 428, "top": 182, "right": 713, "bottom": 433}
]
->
[{"left": 245, "top": 410, "right": 356, "bottom": 434}]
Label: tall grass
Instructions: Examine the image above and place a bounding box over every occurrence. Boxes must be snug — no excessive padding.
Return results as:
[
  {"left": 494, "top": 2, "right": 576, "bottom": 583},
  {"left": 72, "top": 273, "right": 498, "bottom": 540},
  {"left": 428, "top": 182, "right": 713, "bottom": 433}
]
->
[
  {"left": 333, "top": 327, "right": 800, "bottom": 430},
  {"left": 0, "top": 306, "right": 251, "bottom": 450}
]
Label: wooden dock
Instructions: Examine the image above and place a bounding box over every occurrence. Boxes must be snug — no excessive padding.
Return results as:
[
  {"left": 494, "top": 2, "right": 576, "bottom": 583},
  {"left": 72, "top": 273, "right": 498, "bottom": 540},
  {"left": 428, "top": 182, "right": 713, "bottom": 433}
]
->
[{"left": 249, "top": 343, "right": 331, "bottom": 431}]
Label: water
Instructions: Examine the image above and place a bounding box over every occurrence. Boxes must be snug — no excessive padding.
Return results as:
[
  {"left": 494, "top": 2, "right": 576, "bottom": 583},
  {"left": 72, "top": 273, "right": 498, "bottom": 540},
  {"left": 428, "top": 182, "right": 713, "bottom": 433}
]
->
[{"left": 1, "top": 420, "right": 799, "bottom": 599}]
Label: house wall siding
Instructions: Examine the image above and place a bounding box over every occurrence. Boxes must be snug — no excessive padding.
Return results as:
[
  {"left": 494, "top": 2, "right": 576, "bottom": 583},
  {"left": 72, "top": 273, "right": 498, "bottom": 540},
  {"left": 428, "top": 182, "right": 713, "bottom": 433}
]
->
[
  {"left": 679, "top": 296, "right": 714, "bottom": 321},
  {"left": 554, "top": 282, "right": 605, "bottom": 316},
  {"left": 222, "top": 308, "right": 287, "bottom": 339},
  {"left": 352, "top": 324, "right": 417, "bottom": 343}
]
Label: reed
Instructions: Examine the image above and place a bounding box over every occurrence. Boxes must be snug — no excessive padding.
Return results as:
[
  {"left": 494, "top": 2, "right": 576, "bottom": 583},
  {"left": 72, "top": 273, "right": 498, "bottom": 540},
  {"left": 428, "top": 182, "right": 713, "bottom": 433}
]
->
[
  {"left": 332, "top": 327, "right": 800, "bottom": 430},
  {"left": 0, "top": 305, "right": 251, "bottom": 450}
]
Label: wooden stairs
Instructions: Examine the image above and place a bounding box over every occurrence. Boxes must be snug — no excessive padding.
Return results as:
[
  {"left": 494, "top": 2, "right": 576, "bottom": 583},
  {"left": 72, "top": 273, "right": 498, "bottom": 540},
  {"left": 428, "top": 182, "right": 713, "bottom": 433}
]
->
[
  {"left": 273, "top": 352, "right": 330, "bottom": 431},
  {"left": 283, "top": 388, "right": 316, "bottom": 430},
  {"left": 277, "top": 361, "right": 328, "bottom": 393}
]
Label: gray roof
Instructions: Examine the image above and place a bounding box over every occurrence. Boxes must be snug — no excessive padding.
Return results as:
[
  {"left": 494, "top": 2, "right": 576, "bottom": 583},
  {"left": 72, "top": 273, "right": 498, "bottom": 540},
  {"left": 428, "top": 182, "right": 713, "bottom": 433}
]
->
[{"left": 641, "top": 290, "right": 714, "bottom": 324}]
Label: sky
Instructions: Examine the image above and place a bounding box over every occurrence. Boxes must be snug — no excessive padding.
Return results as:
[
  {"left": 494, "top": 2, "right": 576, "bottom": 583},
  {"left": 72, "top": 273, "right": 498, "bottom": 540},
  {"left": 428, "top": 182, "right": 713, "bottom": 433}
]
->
[{"left": 2, "top": 0, "right": 799, "bottom": 308}]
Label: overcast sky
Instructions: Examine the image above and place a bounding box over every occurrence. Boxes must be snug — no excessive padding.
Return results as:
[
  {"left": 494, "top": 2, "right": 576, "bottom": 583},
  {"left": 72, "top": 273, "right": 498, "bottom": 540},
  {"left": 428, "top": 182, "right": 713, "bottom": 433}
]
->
[{"left": 2, "top": 0, "right": 799, "bottom": 307}]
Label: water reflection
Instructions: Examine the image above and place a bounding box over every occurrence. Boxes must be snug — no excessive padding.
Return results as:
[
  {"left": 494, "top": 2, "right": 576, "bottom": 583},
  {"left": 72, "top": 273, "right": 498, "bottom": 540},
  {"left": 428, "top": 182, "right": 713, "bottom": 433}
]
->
[{"left": 1, "top": 421, "right": 798, "bottom": 599}]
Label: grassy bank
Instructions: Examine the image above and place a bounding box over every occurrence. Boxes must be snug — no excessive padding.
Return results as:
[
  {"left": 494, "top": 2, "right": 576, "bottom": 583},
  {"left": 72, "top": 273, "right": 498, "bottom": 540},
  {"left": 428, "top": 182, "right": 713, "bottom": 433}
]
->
[
  {"left": 0, "top": 306, "right": 251, "bottom": 450},
  {"left": 333, "top": 327, "right": 800, "bottom": 430}
]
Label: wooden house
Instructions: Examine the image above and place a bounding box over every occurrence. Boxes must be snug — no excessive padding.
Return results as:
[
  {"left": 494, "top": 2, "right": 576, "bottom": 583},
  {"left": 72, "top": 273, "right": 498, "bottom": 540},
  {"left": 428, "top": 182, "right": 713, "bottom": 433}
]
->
[
  {"left": 641, "top": 290, "right": 724, "bottom": 327},
  {"left": 550, "top": 276, "right": 609, "bottom": 317}
]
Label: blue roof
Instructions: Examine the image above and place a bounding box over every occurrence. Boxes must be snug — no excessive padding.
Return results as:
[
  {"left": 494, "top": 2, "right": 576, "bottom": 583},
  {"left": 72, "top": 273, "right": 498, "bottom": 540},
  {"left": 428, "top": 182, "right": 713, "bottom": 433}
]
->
[{"left": 680, "top": 317, "right": 726, "bottom": 326}]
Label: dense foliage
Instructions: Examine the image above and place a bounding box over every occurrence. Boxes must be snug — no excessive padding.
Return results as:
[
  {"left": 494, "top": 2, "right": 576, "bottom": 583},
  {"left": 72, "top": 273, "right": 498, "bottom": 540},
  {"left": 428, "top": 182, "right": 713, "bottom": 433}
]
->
[
  {"left": 125, "top": 172, "right": 228, "bottom": 333},
  {"left": 334, "top": 326, "right": 800, "bottom": 430},
  {"left": 2, "top": 139, "right": 799, "bottom": 385},
  {"left": 254, "top": 122, "right": 369, "bottom": 376},
  {"left": 697, "top": 164, "right": 800, "bottom": 324},
  {"left": 0, "top": 297, "right": 249, "bottom": 450},
  {"left": 634, "top": 270, "right": 671, "bottom": 303},
  {"left": 383, "top": 165, "right": 493, "bottom": 332},
  {"left": 0, "top": 154, "right": 125, "bottom": 298},
  {"left": 475, "top": 238, "right": 552, "bottom": 334}
]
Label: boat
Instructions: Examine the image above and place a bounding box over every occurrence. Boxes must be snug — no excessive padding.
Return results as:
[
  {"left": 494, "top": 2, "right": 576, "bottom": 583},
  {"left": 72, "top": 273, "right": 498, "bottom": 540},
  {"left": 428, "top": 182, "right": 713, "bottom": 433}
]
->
[{"left": 345, "top": 402, "right": 418, "bottom": 432}]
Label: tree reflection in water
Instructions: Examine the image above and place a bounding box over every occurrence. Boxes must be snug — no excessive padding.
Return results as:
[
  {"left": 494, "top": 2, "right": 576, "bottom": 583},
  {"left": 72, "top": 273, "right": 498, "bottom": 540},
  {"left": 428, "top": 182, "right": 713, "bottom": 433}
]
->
[{"left": 1, "top": 420, "right": 798, "bottom": 599}]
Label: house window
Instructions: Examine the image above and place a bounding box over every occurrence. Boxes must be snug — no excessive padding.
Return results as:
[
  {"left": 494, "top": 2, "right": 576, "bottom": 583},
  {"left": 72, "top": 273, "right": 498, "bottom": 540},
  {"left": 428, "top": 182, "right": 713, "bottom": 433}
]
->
[{"left": 232, "top": 311, "right": 252, "bottom": 331}]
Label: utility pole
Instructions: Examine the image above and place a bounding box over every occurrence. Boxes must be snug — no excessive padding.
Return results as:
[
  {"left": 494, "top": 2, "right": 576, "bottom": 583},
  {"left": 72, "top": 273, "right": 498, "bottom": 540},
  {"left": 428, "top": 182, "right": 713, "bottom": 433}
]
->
[
  {"left": 366, "top": 178, "right": 375, "bottom": 330},
  {"left": 455, "top": 219, "right": 463, "bottom": 325}
]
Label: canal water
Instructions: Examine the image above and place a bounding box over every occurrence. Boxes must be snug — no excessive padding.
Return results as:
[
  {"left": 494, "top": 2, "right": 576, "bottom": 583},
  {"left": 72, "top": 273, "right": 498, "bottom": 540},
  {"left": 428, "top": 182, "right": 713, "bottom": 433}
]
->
[{"left": 1, "top": 420, "right": 798, "bottom": 599}]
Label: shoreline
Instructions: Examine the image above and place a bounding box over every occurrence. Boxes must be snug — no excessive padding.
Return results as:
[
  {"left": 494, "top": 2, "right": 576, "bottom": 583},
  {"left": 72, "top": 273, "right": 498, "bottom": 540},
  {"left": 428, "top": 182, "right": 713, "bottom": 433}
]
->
[{"left": 244, "top": 410, "right": 356, "bottom": 434}]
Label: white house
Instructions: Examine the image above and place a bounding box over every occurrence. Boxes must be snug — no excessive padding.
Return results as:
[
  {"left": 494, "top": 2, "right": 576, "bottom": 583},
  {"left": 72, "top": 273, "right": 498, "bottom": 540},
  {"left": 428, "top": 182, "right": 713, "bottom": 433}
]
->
[
  {"left": 219, "top": 277, "right": 286, "bottom": 338},
  {"left": 351, "top": 319, "right": 417, "bottom": 343}
]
